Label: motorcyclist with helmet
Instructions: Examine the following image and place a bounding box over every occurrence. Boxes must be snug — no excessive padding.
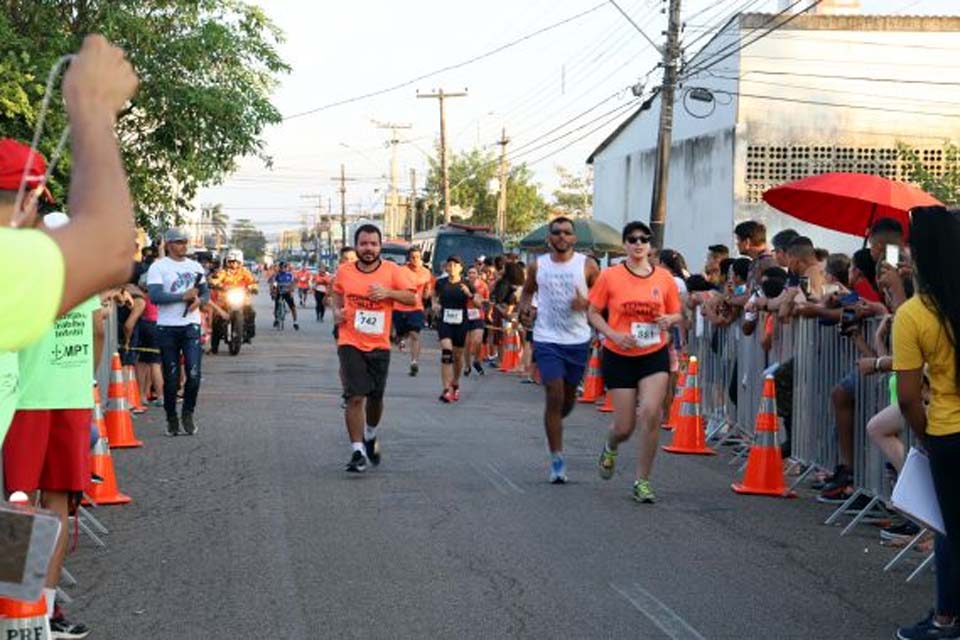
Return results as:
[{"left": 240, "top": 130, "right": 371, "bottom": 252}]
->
[{"left": 209, "top": 249, "right": 258, "bottom": 346}]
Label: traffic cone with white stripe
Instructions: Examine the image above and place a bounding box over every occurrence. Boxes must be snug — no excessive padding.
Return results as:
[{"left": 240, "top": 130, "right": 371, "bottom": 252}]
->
[
  {"left": 597, "top": 390, "right": 614, "bottom": 413},
  {"left": 499, "top": 326, "right": 521, "bottom": 373},
  {"left": 732, "top": 375, "right": 795, "bottom": 498},
  {"left": 125, "top": 365, "right": 146, "bottom": 414},
  {"left": 83, "top": 435, "right": 132, "bottom": 505},
  {"left": 579, "top": 341, "right": 604, "bottom": 404},
  {"left": 105, "top": 354, "right": 143, "bottom": 449},
  {"left": 662, "top": 357, "right": 716, "bottom": 455}
]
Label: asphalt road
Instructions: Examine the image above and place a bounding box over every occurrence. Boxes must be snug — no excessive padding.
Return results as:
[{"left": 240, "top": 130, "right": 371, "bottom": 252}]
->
[{"left": 69, "top": 295, "right": 932, "bottom": 639}]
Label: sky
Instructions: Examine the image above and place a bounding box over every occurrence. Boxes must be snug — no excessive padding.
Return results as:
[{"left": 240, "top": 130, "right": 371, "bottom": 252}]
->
[{"left": 194, "top": 0, "right": 954, "bottom": 239}]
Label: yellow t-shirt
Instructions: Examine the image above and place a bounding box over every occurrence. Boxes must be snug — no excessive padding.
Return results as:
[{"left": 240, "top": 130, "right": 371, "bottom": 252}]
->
[
  {"left": 0, "top": 228, "right": 64, "bottom": 351},
  {"left": 893, "top": 296, "right": 960, "bottom": 436}
]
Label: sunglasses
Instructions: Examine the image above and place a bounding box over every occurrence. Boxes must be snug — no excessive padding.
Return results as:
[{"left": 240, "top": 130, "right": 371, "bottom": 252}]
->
[{"left": 625, "top": 234, "right": 651, "bottom": 245}]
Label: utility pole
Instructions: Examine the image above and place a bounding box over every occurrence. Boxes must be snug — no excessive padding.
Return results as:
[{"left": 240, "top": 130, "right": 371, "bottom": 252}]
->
[
  {"left": 332, "top": 164, "right": 358, "bottom": 248},
  {"left": 408, "top": 168, "right": 417, "bottom": 240},
  {"left": 417, "top": 88, "right": 467, "bottom": 225},
  {"left": 648, "top": 0, "right": 682, "bottom": 249},
  {"left": 373, "top": 121, "right": 412, "bottom": 239},
  {"left": 300, "top": 193, "right": 324, "bottom": 261},
  {"left": 496, "top": 128, "right": 510, "bottom": 240}
]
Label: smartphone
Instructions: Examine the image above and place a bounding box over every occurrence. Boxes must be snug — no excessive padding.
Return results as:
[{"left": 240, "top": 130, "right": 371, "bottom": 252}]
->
[
  {"left": 885, "top": 245, "right": 900, "bottom": 267},
  {"left": 822, "top": 284, "right": 840, "bottom": 296},
  {"left": 799, "top": 276, "right": 810, "bottom": 296}
]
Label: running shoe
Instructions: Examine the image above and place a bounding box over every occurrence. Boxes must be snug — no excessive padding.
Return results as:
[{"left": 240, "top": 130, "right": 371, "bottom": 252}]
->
[
  {"left": 294, "top": 323, "right": 300, "bottom": 331},
  {"left": 346, "top": 451, "right": 367, "bottom": 473},
  {"left": 598, "top": 446, "right": 617, "bottom": 480},
  {"left": 549, "top": 457, "right": 567, "bottom": 484},
  {"left": 131, "top": 406, "right": 146, "bottom": 415},
  {"left": 473, "top": 361, "right": 484, "bottom": 375},
  {"left": 897, "top": 610, "right": 960, "bottom": 640},
  {"left": 463, "top": 366, "right": 471, "bottom": 377},
  {"left": 50, "top": 606, "right": 90, "bottom": 639},
  {"left": 439, "top": 390, "right": 453, "bottom": 404},
  {"left": 882, "top": 520, "right": 922, "bottom": 542},
  {"left": 165, "top": 417, "right": 180, "bottom": 437},
  {"left": 181, "top": 412, "right": 197, "bottom": 436},
  {"left": 451, "top": 386, "right": 461, "bottom": 402},
  {"left": 364, "top": 438, "right": 381, "bottom": 466},
  {"left": 409, "top": 362, "right": 419, "bottom": 377},
  {"left": 633, "top": 479, "right": 656, "bottom": 504}
]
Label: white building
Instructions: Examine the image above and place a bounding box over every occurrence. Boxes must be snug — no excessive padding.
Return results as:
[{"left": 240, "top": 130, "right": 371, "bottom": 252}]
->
[{"left": 588, "top": 11, "right": 960, "bottom": 262}]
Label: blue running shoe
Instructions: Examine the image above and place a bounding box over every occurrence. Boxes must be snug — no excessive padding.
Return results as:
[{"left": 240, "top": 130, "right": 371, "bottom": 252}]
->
[{"left": 550, "top": 456, "right": 567, "bottom": 484}]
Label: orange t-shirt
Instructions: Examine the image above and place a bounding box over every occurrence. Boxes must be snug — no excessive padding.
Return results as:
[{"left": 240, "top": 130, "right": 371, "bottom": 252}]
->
[
  {"left": 313, "top": 273, "right": 331, "bottom": 292},
  {"left": 466, "top": 278, "right": 489, "bottom": 321},
  {"left": 393, "top": 264, "right": 433, "bottom": 312},
  {"left": 334, "top": 260, "right": 415, "bottom": 351},
  {"left": 588, "top": 264, "right": 681, "bottom": 357},
  {"left": 296, "top": 269, "right": 311, "bottom": 289}
]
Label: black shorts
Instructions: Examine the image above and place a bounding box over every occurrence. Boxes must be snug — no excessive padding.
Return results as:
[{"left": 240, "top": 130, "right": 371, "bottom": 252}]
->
[
  {"left": 138, "top": 320, "right": 161, "bottom": 364},
  {"left": 438, "top": 321, "right": 468, "bottom": 348},
  {"left": 393, "top": 310, "right": 425, "bottom": 335},
  {"left": 466, "top": 319, "right": 485, "bottom": 332},
  {"left": 601, "top": 346, "right": 670, "bottom": 389},
  {"left": 338, "top": 346, "right": 391, "bottom": 400}
]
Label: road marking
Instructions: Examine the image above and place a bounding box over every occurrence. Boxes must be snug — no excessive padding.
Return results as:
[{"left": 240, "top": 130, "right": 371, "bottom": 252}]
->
[
  {"left": 469, "top": 462, "right": 511, "bottom": 495},
  {"left": 610, "top": 583, "right": 707, "bottom": 640},
  {"left": 486, "top": 462, "right": 525, "bottom": 494}
]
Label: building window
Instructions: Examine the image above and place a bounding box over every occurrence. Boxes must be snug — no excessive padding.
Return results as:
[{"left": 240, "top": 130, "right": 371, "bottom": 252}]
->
[{"left": 743, "top": 144, "right": 944, "bottom": 203}]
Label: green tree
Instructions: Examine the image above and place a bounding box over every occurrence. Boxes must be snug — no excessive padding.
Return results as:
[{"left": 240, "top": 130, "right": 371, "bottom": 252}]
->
[
  {"left": 230, "top": 218, "right": 266, "bottom": 261},
  {"left": 552, "top": 165, "right": 593, "bottom": 218},
  {"left": 0, "top": 1, "right": 289, "bottom": 228},
  {"left": 201, "top": 203, "right": 229, "bottom": 249},
  {"left": 898, "top": 143, "right": 960, "bottom": 206},
  {"left": 424, "top": 147, "right": 547, "bottom": 235}
]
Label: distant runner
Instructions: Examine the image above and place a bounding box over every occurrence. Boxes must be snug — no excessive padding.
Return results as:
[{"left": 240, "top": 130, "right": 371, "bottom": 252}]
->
[
  {"left": 518, "top": 216, "right": 599, "bottom": 483},
  {"left": 392, "top": 246, "right": 434, "bottom": 376},
  {"left": 332, "top": 225, "right": 416, "bottom": 473},
  {"left": 433, "top": 256, "right": 481, "bottom": 403},
  {"left": 462, "top": 264, "right": 489, "bottom": 377}
]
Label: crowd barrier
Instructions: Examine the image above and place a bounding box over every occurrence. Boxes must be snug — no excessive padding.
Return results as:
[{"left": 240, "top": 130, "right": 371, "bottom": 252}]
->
[{"left": 688, "top": 310, "right": 928, "bottom": 581}]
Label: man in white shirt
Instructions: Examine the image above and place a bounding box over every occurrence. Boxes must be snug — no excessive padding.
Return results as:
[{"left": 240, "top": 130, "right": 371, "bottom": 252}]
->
[{"left": 147, "top": 228, "right": 208, "bottom": 436}]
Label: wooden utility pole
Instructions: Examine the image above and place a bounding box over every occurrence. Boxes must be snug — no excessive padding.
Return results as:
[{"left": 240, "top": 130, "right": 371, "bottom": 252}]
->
[
  {"left": 417, "top": 88, "right": 467, "bottom": 225},
  {"left": 332, "top": 164, "right": 358, "bottom": 248},
  {"left": 373, "top": 121, "right": 412, "bottom": 239},
  {"left": 496, "top": 128, "right": 510, "bottom": 240},
  {"left": 408, "top": 168, "right": 417, "bottom": 240},
  {"left": 648, "top": 0, "right": 682, "bottom": 249}
]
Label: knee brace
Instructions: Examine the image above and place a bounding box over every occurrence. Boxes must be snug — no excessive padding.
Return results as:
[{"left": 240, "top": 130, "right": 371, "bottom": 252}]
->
[{"left": 441, "top": 349, "right": 454, "bottom": 364}]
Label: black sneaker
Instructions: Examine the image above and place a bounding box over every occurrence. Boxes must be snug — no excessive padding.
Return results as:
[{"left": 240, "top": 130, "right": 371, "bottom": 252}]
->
[
  {"left": 463, "top": 366, "right": 471, "bottom": 377},
  {"left": 811, "top": 465, "right": 845, "bottom": 491},
  {"left": 364, "top": 438, "right": 381, "bottom": 466},
  {"left": 897, "top": 610, "right": 960, "bottom": 640},
  {"left": 181, "top": 412, "right": 197, "bottom": 436},
  {"left": 473, "top": 361, "right": 484, "bottom": 375},
  {"left": 882, "top": 520, "right": 922, "bottom": 542},
  {"left": 346, "top": 450, "right": 367, "bottom": 473},
  {"left": 294, "top": 323, "right": 300, "bottom": 331},
  {"left": 816, "top": 469, "right": 853, "bottom": 503},
  {"left": 409, "top": 362, "right": 419, "bottom": 377},
  {"left": 50, "top": 607, "right": 90, "bottom": 639},
  {"left": 166, "top": 417, "right": 180, "bottom": 437}
]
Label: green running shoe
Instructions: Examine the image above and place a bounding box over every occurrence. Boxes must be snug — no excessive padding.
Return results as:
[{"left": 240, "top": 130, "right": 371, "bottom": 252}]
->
[
  {"left": 598, "top": 446, "right": 617, "bottom": 480},
  {"left": 633, "top": 479, "right": 656, "bottom": 504}
]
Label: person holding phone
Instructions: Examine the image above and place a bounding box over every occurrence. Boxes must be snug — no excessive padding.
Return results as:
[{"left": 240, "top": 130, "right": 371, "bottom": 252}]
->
[{"left": 147, "top": 227, "right": 209, "bottom": 437}]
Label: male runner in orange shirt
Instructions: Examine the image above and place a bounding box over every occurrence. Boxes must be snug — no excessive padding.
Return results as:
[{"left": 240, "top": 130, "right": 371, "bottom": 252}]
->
[{"left": 392, "top": 246, "right": 434, "bottom": 376}]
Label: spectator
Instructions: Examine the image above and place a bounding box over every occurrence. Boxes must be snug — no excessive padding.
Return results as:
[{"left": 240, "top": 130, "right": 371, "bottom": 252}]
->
[
  {"left": 894, "top": 205, "right": 960, "bottom": 640},
  {"left": 703, "top": 244, "right": 729, "bottom": 284},
  {"left": 771, "top": 228, "right": 800, "bottom": 269},
  {"left": 136, "top": 274, "right": 163, "bottom": 407},
  {"left": 785, "top": 235, "right": 825, "bottom": 300},
  {"left": 825, "top": 254, "right": 851, "bottom": 291},
  {"left": 147, "top": 227, "right": 209, "bottom": 437}
]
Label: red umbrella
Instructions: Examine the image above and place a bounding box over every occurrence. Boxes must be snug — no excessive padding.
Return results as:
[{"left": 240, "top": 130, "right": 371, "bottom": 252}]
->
[{"left": 762, "top": 172, "right": 942, "bottom": 238}]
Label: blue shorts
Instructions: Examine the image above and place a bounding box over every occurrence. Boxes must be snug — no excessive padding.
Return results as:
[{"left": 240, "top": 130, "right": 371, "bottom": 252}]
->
[
  {"left": 533, "top": 341, "right": 591, "bottom": 386},
  {"left": 393, "top": 310, "right": 425, "bottom": 335}
]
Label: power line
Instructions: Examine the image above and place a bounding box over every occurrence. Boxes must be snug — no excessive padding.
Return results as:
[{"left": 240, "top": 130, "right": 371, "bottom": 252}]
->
[
  {"left": 524, "top": 98, "right": 645, "bottom": 166},
  {"left": 607, "top": 0, "right": 663, "bottom": 52},
  {"left": 729, "top": 69, "right": 960, "bottom": 87},
  {"left": 511, "top": 98, "right": 643, "bottom": 162},
  {"left": 680, "top": 0, "right": 766, "bottom": 54},
  {"left": 282, "top": 2, "right": 608, "bottom": 120}
]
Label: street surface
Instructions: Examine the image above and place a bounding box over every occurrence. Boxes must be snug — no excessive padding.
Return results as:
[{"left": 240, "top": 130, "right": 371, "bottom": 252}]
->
[{"left": 71, "top": 296, "right": 930, "bottom": 639}]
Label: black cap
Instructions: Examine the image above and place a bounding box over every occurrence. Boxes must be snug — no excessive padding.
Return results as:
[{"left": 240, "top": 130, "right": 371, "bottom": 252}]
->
[{"left": 446, "top": 254, "right": 463, "bottom": 265}]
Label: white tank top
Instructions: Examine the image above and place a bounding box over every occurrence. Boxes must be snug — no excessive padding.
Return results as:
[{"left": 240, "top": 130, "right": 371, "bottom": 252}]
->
[{"left": 532, "top": 252, "right": 591, "bottom": 345}]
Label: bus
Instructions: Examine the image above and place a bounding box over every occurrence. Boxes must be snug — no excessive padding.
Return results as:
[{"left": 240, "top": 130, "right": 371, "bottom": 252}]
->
[{"left": 412, "top": 224, "right": 504, "bottom": 275}]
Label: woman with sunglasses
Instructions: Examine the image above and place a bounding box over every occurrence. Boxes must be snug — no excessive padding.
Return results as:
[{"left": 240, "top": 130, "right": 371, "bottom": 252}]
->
[{"left": 588, "top": 221, "right": 682, "bottom": 503}]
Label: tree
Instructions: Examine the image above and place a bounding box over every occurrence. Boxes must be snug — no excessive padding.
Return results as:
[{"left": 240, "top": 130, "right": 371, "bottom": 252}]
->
[
  {"left": 201, "top": 203, "right": 229, "bottom": 249},
  {"left": 898, "top": 143, "right": 960, "bottom": 206},
  {"left": 0, "top": 1, "right": 289, "bottom": 228},
  {"left": 230, "top": 218, "right": 266, "bottom": 261},
  {"left": 424, "top": 146, "right": 548, "bottom": 235},
  {"left": 552, "top": 166, "right": 593, "bottom": 218}
]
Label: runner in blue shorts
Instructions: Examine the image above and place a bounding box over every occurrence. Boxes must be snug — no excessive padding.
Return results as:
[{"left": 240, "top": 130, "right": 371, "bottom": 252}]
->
[{"left": 517, "top": 216, "right": 600, "bottom": 484}]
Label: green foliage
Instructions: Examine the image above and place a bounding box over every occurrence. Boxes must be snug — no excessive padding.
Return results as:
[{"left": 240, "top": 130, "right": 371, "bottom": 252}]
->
[
  {"left": 424, "top": 146, "right": 548, "bottom": 235},
  {"left": 230, "top": 218, "right": 266, "bottom": 260},
  {"left": 200, "top": 203, "right": 229, "bottom": 249},
  {"left": 552, "top": 165, "right": 593, "bottom": 217},
  {"left": 0, "top": 1, "right": 289, "bottom": 229},
  {"left": 898, "top": 143, "right": 960, "bottom": 206}
]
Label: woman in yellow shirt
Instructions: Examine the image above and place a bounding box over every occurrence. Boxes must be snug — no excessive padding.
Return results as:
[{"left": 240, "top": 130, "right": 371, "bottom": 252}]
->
[{"left": 893, "top": 205, "right": 960, "bottom": 640}]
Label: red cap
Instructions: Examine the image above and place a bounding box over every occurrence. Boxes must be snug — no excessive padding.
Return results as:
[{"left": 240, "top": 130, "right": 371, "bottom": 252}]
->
[{"left": 0, "top": 138, "right": 54, "bottom": 202}]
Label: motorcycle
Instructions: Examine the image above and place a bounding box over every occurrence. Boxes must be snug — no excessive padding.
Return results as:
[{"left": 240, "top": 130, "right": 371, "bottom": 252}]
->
[{"left": 212, "top": 286, "right": 251, "bottom": 356}]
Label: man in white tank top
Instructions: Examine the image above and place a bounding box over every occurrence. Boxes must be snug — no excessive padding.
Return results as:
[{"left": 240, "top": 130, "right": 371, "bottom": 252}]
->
[{"left": 518, "top": 216, "right": 600, "bottom": 484}]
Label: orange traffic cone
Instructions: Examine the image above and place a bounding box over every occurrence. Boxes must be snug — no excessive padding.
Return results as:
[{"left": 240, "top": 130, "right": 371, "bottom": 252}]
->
[
  {"left": 0, "top": 594, "right": 50, "bottom": 639},
  {"left": 662, "top": 369, "right": 687, "bottom": 431},
  {"left": 732, "top": 376, "right": 795, "bottom": 498},
  {"left": 499, "top": 326, "right": 521, "bottom": 373},
  {"left": 125, "top": 365, "right": 146, "bottom": 414},
  {"left": 663, "top": 357, "right": 716, "bottom": 455},
  {"left": 83, "top": 435, "right": 131, "bottom": 505},
  {"left": 105, "top": 354, "right": 143, "bottom": 449},
  {"left": 579, "top": 342, "right": 605, "bottom": 403},
  {"left": 597, "top": 391, "right": 614, "bottom": 413}
]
